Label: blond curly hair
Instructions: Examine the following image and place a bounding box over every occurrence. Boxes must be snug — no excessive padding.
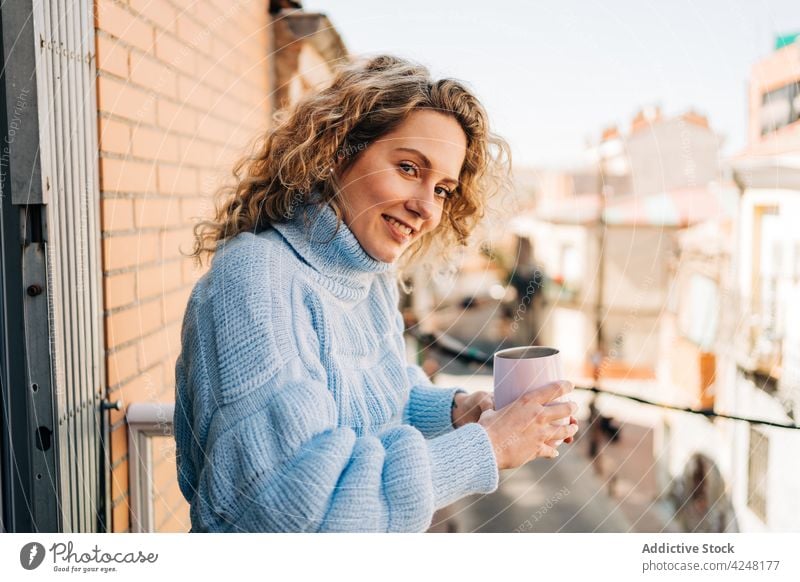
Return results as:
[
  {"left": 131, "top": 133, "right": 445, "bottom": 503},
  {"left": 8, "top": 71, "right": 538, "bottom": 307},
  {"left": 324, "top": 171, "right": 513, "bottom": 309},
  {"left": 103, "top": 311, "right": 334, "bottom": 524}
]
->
[{"left": 191, "top": 54, "right": 512, "bottom": 280}]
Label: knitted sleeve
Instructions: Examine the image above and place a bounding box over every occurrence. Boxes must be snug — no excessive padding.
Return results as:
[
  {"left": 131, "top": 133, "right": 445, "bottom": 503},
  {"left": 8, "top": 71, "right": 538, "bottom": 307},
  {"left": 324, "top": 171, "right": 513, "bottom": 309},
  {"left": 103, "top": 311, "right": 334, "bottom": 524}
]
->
[
  {"left": 403, "top": 368, "right": 466, "bottom": 438},
  {"left": 178, "top": 239, "right": 499, "bottom": 533},
  {"left": 194, "top": 356, "right": 497, "bottom": 532},
  {"left": 397, "top": 307, "right": 468, "bottom": 438}
]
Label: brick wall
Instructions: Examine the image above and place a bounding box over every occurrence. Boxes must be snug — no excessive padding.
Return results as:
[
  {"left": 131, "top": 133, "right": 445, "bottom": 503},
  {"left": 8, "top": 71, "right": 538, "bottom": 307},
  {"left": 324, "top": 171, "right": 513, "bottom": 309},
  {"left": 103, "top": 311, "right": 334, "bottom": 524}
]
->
[{"left": 94, "top": 0, "right": 272, "bottom": 532}]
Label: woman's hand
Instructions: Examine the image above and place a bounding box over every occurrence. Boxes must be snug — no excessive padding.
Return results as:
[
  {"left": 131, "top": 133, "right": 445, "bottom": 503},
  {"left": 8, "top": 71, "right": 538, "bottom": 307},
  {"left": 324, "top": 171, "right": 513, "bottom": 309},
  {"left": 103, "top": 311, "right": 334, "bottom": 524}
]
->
[
  {"left": 451, "top": 390, "right": 494, "bottom": 429},
  {"left": 478, "top": 381, "right": 578, "bottom": 470},
  {"left": 560, "top": 415, "right": 579, "bottom": 445}
]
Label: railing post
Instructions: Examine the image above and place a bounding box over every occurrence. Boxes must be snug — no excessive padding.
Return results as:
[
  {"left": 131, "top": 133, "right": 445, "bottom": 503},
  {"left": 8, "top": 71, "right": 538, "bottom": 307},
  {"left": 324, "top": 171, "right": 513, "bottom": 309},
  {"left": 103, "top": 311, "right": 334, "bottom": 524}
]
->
[{"left": 126, "top": 402, "right": 175, "bottom": 533}]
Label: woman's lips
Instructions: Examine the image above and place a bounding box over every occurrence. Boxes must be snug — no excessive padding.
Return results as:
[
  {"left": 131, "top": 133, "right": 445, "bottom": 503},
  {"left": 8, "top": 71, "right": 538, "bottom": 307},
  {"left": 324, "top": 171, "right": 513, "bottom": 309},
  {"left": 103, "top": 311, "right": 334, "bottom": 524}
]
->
[{"left": 382, "top": 214, "right": 412, "bottom": 243}]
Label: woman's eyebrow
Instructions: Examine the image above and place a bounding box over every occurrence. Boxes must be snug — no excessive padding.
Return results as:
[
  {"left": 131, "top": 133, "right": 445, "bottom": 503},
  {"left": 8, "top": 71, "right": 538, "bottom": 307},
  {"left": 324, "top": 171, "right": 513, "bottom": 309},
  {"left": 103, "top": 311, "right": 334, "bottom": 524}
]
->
[{"left": 394, "top": 147, "right": 460, "bottom": 185}]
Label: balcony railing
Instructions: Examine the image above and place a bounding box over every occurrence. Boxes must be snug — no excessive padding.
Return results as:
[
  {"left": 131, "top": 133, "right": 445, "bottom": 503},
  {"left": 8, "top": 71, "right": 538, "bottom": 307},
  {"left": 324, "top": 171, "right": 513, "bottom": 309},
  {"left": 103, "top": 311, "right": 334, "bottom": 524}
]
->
[{"left": 126, "top": 402, "right": 175, "bottom": 533}]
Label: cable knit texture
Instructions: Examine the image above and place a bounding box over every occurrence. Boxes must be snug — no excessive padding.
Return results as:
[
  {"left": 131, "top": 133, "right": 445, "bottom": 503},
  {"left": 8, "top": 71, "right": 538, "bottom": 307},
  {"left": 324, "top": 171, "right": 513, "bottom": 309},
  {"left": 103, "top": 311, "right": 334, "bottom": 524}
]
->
[{"left": 174, "top": 197, "right": 499, "bottom": 532}]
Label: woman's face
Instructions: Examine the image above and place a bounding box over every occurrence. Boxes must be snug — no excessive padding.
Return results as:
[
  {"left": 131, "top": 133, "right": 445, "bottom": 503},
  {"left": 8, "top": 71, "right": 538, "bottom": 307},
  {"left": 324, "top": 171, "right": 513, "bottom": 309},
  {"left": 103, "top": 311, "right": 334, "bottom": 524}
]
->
[{"left": 333, "top": 110, "right": 468, "bottom": 263}]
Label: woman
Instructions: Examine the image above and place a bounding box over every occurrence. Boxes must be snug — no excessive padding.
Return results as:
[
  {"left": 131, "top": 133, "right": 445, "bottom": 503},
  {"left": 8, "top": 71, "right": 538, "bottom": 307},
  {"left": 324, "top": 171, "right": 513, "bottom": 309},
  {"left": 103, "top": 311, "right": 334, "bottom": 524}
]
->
[{"left": 174, "top": 55, "right": 578, "bottom": 533}]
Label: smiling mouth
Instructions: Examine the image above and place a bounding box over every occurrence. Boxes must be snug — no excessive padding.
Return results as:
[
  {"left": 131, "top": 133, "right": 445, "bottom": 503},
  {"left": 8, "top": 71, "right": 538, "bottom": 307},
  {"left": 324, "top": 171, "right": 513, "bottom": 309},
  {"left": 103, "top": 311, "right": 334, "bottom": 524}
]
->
[{"left": 382, "top": 214, "right": 416, "bottom": 238}]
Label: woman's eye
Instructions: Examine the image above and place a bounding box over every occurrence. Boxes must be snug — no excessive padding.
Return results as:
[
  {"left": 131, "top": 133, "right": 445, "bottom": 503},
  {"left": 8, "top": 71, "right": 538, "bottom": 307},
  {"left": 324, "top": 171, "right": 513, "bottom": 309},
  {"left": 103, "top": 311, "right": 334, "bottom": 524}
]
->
[
  {"left": 398, "top": 162, "right": 418, "bottom": 176},
  {"left": 435, "top": 186, "right": 453, "bottom": 199},
  {"left": 399, "top": 161, "right": 453, "bottom": 199}
]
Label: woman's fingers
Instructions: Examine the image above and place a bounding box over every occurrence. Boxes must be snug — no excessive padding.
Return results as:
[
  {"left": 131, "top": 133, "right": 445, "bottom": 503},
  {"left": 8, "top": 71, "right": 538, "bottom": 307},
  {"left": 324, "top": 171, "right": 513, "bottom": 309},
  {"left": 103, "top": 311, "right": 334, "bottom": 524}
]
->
[
  {"left": 525, "top": 380, "right": 573, "bottom": 406},
  {"left": 538, "top": 444, "right": 560, "bottom": 459},
  {"left": 539, "top": 400, "right": 578, "bottom": 422},
  {"left": 564, "top": 415, "right": 579, "bottom": 443},
  {"left": 549, "top": 422, "right": 579, "bottom": 441},
  {"left": 477, "top": 393, "right": 494, "bottom": 412}
]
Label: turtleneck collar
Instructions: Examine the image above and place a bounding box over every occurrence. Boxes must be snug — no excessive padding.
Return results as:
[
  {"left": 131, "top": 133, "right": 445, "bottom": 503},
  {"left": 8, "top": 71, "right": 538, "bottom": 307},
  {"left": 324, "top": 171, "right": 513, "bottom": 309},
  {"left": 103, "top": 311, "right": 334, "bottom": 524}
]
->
[{"left": 269, "top": 196, "right": 395, "bottom": 299}]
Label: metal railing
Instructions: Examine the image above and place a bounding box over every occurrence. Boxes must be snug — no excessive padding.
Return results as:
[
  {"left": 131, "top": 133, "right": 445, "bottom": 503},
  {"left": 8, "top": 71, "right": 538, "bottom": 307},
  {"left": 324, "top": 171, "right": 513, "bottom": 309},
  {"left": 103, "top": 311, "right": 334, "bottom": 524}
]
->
[
  {"left": 126, "top": 402, "right": 174, "bottom": 533},
  {"left": 411, "top": 328, "right": 800, "bottom": 430}
]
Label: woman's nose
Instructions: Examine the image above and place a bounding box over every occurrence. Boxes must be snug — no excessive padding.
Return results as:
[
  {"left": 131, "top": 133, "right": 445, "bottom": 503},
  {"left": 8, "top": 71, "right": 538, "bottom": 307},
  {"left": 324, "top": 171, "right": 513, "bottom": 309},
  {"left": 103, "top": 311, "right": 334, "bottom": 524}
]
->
[{"left": 404, "top": 187, "right": 437, "bottom": 222}]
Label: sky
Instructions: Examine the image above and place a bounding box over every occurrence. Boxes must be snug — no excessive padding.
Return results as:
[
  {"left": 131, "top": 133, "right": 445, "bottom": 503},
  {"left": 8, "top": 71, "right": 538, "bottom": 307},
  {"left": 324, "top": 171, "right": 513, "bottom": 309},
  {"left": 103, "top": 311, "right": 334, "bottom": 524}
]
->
[{"left": 301, "top": 0, "right": 800, "bottom": 169}]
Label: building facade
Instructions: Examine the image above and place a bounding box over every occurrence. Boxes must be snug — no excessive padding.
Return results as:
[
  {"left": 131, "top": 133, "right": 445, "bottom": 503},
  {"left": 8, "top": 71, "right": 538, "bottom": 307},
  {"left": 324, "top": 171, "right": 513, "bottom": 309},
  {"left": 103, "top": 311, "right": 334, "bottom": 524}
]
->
[{"left": 654, "top": 37, "right": 800, "bottom": 532}]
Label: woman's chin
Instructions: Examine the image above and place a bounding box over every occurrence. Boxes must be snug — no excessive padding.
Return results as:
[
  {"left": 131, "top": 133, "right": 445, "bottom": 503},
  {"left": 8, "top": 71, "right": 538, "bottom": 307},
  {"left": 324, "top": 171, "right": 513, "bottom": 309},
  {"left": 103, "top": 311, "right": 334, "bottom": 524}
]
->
[
  {"left": 373, "top": 251, "right": 400, "bottom": 264},
  {"left": 367, "top": 244, "right": 403, "bottom": 264}
]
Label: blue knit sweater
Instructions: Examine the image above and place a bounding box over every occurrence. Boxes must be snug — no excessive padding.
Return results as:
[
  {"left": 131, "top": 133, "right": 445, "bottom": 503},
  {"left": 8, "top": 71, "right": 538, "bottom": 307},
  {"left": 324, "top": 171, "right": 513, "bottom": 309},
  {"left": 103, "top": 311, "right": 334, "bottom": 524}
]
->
[{"left": 174, "top": 198, "right": 499, "bottom": 532}]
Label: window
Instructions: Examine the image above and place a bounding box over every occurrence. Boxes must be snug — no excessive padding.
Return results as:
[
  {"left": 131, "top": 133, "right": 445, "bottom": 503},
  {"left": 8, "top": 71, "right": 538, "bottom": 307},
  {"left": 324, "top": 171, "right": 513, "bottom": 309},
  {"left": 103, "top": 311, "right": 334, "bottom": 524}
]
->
[
  {"left": 760, "top": 82, "right": 800, "bottom": 135},
  {"left": 678, "top": 274, "right": 719, "bottom": 349},
  {"left": 747, "top": 427, "right": 769, "bottom": 522},
  {"left": 758, "top": 210, "right": 784, "bottom": 339}
]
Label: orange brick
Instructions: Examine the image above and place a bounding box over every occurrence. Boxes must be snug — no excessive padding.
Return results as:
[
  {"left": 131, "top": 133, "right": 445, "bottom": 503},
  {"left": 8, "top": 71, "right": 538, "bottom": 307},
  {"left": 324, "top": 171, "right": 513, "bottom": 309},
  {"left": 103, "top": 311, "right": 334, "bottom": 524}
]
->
[
  {"left": 154, "top": 30, "right": 195, "bottom": 76},
  {"left": 106, "top": 300, "right": 164, "bottom": 348},
  {"left": 130, "top": 52, "right": 178, "bottom": 99},
  {"left": 177, "top": 75, "right": 218, "bottom": 112},
  {"left": 211, "top": 91, "right": 251, "bottom": 124},
  {"left": 193, "top": 52, "right": 214, "bottom": 79},
  {"left": 96, "top": 33, "right": 128, "bottom": 78},
  {"left": 110, "top": 459, "right": 129, "bottom": 505},
  {"left": 98, "top": 117, "right": 130, "bottom": 156},
  {"left": 198, "top": 168, "right": 225, "bottom": 197},
  {"left": 120, "top": 366, "right": 165, "bottom": 404},
  {"left": 155, "top": 499, "right": 190, "bottom": 533},
  {"left": 166, "top": 320, "right": 182, "bottom": 346},
  {"left": 216, "top": 42, "right": 244, "bottom": 81},
  {"left": 217, "top": 15, "right": 249, "bottom": 50},
  {"left": 96, "top": 0, "right": 154, "bottom": 54},
  {"left": 133, "top": 197, "right": 181, "bottom": 229},
  {"left": 110, "top": 424, "right": 129, "bottom": 464},
  {"left": 107, "top": 343, "right": 139, "bottom": 388},
  {"left": 180, "top": 196, "right": 212, "bottom": 222},
  {"left": 170, "top": 0, "right": 197, "bottom": 9},
  {"left": 153, "top": 434, "right": 176, "bottom": 460},
  {"left": 235, "top": 37, "right": 263, "bottom": 68},
  {"left": 137, "top": 328, "right": 170, "bottom": 370},
  {"left": 176, "top": 13, "right": 209, "bottom": 52},
  {"left": 103, "top": 271, "right": 136, "bottom": 310},
  {"left": 192, "top": 0, "right": 223, "bottom": 30},
  {"left": 97, "top": 75, "right": 156, "bottom": 124},
  {"left": 153, "top": 484, "right": 187, "bottom": 516},
  {"left": 132, "top": 126, "right": 179, "bottom": 163},
  {"left": 112, "top": 497, "right": 130, "bottom": 532},
  {"left": 195, "top": 51, "right": 236, "bottom": 86},
  {"left": 194, "top": 113, "right": 227, "bottom": 144},
  {"left": 153, "top": 491, "right": 180, "bottom": 524},
  {"left": 203, "top": 45, "right": 236, "bottom": 91},
  {"left": 208, "top": 30, "right": 232, "bottom": 57},
  {"left": 102, "top": 233, "right": 160, "bottom": 272},
  {"left": 129, "top": 0, "right": 178, "bottom": 33},
  {"left": 163, "top": 287, "right": 192, "bottom": 324},
  {"left": 158, "top": 164, "right": 198, "bottom": 196},
  {"left": 136, "top": 263, "right": 184, "bottom": 300},
  {"left": 153, "top": 486, "right": 186, "bottom": 525},
  {"left": 182, "top": 255, "right": 207, "bottom": 284},
  {"left": 162, "top": 353, "right": 179, "bottom": 388},
  {"left": 100, "top": 197, "right": 134, "bottom": 232},
  {"left": 100, "top": 157, "right": 158, "bottom": 194},
  {"left": 207, "top": 0, "right": 231, "bottom": 14},
  {"left": 160, "top": 228, "right": 194, "bottom": 261},
  {"left": 178, "top": 137, "right": 218, "bottom": 167},
  {"left": 156, "top": 99, "right": 196, "bottom": 134},
  {"left": 154, "top": 484, "right": 184, "bottom": 521},
  {"left": 239, "top": 106, "right": 270, "bottom": 135},
  {"left": 153, "top": 453, "right": 177, "bottom": 491}
]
